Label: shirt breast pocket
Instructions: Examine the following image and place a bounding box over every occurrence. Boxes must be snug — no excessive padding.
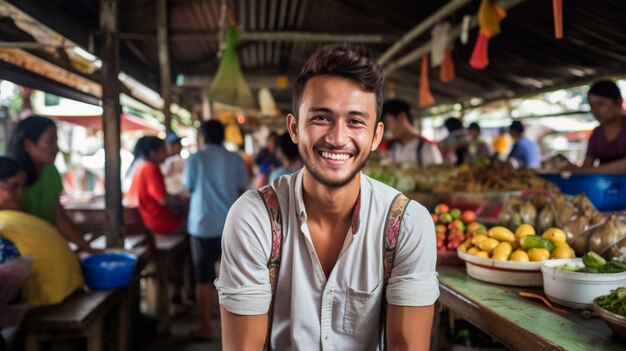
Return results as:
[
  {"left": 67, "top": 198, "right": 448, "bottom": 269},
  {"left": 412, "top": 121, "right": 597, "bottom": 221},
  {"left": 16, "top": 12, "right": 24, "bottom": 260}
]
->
[{"left": 343, "top": 285, "right": 381, "bottom": 337}]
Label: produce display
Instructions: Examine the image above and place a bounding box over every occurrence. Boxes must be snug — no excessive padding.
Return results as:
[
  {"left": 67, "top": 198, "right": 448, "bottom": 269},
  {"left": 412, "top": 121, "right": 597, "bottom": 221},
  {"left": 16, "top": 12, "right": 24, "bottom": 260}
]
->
[
  {"left": 458, "top": 224, "right": 574, "bottom": 262},
  {"left": 365, "top": 162, "right": 460, "bottom": 192},
  {"left": 431, "top": 204, "right": 485, "bottom": 252},
  {"left": 497, "top": 192, "right": 626, "bottom": 260},
  {"left": 433, "top": 163, "right": 556, "bottom": 193},
  {"left": 557, "top": 252, "right": 626, "bottom": 273},
  {"left": 596, "top": 287, "right": 626, "bottom": 317}
]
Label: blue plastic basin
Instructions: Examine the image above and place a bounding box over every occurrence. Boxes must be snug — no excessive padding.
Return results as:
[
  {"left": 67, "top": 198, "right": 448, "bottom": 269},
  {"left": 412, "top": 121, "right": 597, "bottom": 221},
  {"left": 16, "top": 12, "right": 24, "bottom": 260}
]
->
[
  {"left": 541, "top": 173, "right": 626, "bottom": 211},
  {"left": 81, "top": 252, "right": 137, "bottom": 290}
]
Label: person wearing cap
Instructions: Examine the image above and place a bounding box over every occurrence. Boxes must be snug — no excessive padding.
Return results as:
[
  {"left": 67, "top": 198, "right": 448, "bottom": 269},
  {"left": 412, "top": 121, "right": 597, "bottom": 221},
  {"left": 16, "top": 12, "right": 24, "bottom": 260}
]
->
[
  {"left": 564, "top": 80, "right": 626, "bottom": 174},
  {"left": 161, "top": 133, "right": 186, "bottom": 195},
  {"left": 507, "top": 121, "right": 540, "bottom": 169}
]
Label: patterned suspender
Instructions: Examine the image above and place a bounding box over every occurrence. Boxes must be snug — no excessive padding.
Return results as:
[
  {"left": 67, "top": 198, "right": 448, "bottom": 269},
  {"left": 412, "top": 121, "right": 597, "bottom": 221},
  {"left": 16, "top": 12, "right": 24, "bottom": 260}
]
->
[
  {"left": 258, "top": 185, "right": 410, "bottom": 351},
  {"left": 379, "top": 193, "right": 410, "bottom": 350},
  {"left": 257, "top": 186, "right": 283, "bottom": 351}
]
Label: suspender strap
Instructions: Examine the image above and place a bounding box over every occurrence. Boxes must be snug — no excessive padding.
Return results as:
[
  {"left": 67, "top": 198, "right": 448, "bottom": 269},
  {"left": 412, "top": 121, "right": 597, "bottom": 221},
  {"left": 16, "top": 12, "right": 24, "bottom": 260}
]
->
[
  {"left": 258, "top": 185, "right": 283, "bottom": 351},
  {"left": 379, "top": 193, "right": 410, "bottom": 350}
]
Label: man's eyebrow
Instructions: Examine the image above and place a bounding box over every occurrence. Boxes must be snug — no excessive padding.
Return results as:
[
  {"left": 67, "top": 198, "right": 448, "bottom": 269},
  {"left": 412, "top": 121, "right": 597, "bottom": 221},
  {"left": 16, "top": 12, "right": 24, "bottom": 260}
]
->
[{"left": 307, "top": 107, "right": 371, "bottom": 119}]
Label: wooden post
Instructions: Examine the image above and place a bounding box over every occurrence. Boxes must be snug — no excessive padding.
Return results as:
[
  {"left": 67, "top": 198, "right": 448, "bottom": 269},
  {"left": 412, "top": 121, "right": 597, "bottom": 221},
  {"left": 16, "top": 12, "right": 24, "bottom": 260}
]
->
[
  {"left": 100, "top": 0, "right": 123, "bottom": 248},
  {"left": 157, "top": 0, "right": 172, "bottom": 134}
]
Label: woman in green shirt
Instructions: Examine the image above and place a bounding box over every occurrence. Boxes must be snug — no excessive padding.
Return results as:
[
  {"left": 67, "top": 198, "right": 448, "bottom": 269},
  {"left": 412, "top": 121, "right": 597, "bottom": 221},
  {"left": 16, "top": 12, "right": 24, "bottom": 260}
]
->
[{"left": 7, "top": 116, "right": 95, "bottom": 252}]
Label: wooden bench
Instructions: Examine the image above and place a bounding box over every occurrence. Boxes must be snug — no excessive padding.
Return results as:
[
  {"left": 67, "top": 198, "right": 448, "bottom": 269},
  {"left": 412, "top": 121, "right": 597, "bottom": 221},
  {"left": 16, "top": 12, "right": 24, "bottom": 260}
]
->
[{"left": 21, "top": 288, "right": 129, "bottom": 351}]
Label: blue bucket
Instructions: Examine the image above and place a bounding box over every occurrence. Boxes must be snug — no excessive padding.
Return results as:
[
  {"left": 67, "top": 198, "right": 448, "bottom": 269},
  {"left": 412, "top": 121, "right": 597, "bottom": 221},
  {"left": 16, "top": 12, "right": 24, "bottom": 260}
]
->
[
  {"left": 81, "top": 252, "right": 137, "bottom": 290},
  {"left": 541, "top": 173, "right": 626, "bottom": 211}
]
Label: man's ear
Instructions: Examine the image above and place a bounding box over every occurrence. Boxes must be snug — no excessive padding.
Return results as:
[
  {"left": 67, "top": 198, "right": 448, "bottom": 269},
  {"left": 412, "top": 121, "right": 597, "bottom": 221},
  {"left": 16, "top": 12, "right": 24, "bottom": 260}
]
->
[
  {"left": 286, "top": 114, "right": 298, "bottom": 143},
  {"left": 371, "top": 121, "right": 384, "bottom": 151}
]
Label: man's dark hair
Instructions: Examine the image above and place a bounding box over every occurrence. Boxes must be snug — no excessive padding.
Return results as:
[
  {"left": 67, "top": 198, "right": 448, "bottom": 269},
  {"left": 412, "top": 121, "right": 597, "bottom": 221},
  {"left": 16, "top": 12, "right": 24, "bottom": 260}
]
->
[
  {"left": 468, "top": 122, "right": 481, "bottom": 132},
  {"left": 278, "top": 132, "right": 299, "bottom": 162},
  {"left": 382, "top": 99, "right": 414, "bottom": 124},
  {"left": 0, "top": 156, "right": 23, "bottom": 181},
  {"left": 201, "top": 120, "right": 225, "bottom": 145},
  {"left": 444, "top": 117, "right": 463, "bottom": 132},
  {"left": 588, "top": 80, "right": 622, "bottom": 102},
  {"left": 292, "top": 43, "right": 385, "bottom": 122},
  {"left": 6, "top": 115, "right": 56, "bottom": 186},
  {"left": 510, "top": 120, "right": 525, "bottom": 134}
]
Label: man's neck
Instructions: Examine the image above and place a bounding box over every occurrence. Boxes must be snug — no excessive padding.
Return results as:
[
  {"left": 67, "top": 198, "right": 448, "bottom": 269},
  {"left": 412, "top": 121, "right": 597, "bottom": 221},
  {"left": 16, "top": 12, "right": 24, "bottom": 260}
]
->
[{"left": 301, "top": 171, "right": 360, "bottom": 225}]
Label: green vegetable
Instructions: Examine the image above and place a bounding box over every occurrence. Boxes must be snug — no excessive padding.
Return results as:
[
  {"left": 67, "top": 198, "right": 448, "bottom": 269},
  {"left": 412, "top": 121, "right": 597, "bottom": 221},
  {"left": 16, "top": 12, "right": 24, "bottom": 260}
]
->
[
  {"left": 576, "top": 266, "right": 600, "bottom": 273},
  {"left": 596, "top": 287, "right": 626, "bottom": 317},
  {"left": 582, "top": 251, "right": 607, "bottom": 268},
  {"left": 598, "top": 262, "right": 626, "bottom": 273},
  {"left": 521, "top": 236, "right": 555, "bottom": 252}
]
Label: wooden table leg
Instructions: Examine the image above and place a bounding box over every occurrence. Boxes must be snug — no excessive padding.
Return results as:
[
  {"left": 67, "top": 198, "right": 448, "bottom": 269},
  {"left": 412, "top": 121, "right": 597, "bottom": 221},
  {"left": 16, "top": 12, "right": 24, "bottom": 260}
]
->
[
  {"left": 116, "top": 288, "right": 130, "bottom": 351},
  {"left": 85, "top": 318, "right": 104, "bottom": 351}
]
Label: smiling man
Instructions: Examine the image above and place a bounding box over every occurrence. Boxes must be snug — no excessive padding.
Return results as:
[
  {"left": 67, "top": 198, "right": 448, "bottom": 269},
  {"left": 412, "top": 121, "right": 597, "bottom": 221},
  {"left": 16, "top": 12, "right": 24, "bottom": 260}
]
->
[{"left": 216, "top": 44, "right": 439, "bottom": 350}]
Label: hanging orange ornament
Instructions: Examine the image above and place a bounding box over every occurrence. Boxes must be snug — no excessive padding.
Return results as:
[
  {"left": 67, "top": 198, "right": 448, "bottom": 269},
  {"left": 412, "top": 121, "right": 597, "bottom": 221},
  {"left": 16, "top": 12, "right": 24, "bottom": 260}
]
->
[
  {"left": 419, "top": 55, "right": 435, "bottom": 107},
  {"left": 440, "top": 46, "right": 455, "bottom": 82},
  {"left": 470, "top": 0, "right": 506, "bottom": 70},
  {"left": 553, "top": 0, "right": 563, "bottom": 39}
]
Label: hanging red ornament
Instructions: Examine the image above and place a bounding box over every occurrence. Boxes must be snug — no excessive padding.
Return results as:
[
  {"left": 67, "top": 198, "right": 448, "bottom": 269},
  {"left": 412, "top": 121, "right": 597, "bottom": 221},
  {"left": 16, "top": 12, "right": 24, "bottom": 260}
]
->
[
  {"left": 553, "top": 0, "right": 563, "bottom": 39},
  {"left": 440, "top": 46, "right": 455, "bottom": 82},
  {"left": 470, "top": 33, "right": 490, "bottom": 70},
  {"left": 419, "top": 55, "right": 435, "bottom": 107}
]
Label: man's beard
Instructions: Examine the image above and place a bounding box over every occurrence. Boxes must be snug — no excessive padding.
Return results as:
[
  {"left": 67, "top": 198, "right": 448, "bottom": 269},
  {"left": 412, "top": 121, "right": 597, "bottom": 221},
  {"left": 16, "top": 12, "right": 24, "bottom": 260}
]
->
[{"left": 301, "top": 144, "right": 370, "bottom": 188}]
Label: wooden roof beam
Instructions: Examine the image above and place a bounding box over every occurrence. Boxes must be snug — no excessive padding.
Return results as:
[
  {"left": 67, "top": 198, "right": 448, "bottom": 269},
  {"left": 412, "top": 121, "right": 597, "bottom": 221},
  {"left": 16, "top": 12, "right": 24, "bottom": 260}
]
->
[
  {"left": 377, "top": 0, "right": 473, "bottom": 65},
  {"left": 118, "top": 30, "right": 398, "bottom": 44},
  {"left": 384, "top": 0, "right": 527, "bottom": 75}
]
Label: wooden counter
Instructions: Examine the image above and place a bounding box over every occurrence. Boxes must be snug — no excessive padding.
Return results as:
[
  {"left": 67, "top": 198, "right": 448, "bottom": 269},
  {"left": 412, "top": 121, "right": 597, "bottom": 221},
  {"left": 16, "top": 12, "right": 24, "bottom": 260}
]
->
[{"left": 437, "top": 265, "right": 624, "bottom": 351}]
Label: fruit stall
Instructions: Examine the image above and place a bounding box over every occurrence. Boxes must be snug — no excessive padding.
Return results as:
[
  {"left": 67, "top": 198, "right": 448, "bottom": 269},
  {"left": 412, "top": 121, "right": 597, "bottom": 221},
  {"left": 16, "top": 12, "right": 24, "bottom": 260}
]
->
[{"left": 366, "top": 163, "right": 626, "bottom": 348}]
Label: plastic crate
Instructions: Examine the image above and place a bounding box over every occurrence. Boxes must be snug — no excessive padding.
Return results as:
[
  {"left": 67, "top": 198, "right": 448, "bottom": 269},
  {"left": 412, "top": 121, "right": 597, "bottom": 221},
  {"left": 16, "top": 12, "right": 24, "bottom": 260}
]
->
[
  {"left": 540, "top": 173, "right": 626, "bottom": 211},
  {"left": 81, "top": 252, "right": 137, "bottom": 290}
]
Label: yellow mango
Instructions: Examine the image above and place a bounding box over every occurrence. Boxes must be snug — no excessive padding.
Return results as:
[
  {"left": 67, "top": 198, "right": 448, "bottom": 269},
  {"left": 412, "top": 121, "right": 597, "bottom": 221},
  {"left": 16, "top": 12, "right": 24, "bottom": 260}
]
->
[
  {"left": 515, "top": 224, "right": 536, "bottom": 239},
  {"left": 488, "top": 226, "right": 516, "bottom": 244},
  {"left": 492, "top": 242, "right": 513, "bottom": 261},
  {"left": 542, "top": 228, "right": 567, "bottom": 246},
  {"left": 471, "top": 234, "right": 489, "bottom": 246},
  {"left": 473, "top": 251, "right": 489, "bottom": 258},
  {"left": 527, "top": 248, "right": 550, "bottom": 262},
  {"left": 510, "top": 250, "right": 530, "bottom": 262},
  {"left": 550, "top": 245, "right": 574, "bottom": 259},
  {"left": 467, "top": 247, "right": 480, "bottom": 255},
  {"left": 478, "top": 238, "right": 500, "bottom": 255},
  {"left": 458, "top": 239, "right": 472, "bottom": 253}
]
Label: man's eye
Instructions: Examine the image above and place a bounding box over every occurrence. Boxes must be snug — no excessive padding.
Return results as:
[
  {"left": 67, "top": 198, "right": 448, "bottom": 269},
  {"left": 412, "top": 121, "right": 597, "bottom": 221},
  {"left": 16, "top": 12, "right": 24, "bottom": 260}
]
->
[
  {"left": 313, "top": 115, "right": 328, "bottom": 121},
  {"left": 349, "top": 119, "right": 364, "bottom": 125}
]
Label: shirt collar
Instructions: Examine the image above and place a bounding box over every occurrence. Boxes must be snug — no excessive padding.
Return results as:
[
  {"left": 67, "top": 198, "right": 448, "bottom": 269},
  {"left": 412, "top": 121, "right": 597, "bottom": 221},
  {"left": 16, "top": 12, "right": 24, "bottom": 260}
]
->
[{"left": 294, "top": 171, "right": 365, "bottom": 235}]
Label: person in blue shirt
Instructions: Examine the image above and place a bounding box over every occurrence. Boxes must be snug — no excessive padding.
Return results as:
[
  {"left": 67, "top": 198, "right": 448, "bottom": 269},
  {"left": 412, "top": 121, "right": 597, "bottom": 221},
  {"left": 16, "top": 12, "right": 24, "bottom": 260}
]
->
[
  {"left": 507, "top": 121, "right": 541, "bottom": 169},
  {"left": 183, "top": 120, "right": 249, "bottom": 340}
]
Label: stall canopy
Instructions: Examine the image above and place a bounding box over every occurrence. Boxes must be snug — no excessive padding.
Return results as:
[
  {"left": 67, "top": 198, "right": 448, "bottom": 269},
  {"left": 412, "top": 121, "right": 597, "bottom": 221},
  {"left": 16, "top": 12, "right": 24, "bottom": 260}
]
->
[{"left": 49, "top": 113, "right": 163, "bottom": 133}]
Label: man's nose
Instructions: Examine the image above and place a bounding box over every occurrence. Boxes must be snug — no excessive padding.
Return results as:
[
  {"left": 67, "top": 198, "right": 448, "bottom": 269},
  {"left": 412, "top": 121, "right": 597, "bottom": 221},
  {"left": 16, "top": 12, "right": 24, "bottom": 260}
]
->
[{"left": 325, "top": 121, "right": 348, "bottom": 146}]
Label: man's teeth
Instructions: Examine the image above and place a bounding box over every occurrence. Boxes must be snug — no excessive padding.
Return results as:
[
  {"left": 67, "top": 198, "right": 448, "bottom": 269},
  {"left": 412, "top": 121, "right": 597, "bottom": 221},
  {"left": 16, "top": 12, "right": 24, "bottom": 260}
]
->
[{"left": 321, "top": 152, "right": 350, "bottom": 161}]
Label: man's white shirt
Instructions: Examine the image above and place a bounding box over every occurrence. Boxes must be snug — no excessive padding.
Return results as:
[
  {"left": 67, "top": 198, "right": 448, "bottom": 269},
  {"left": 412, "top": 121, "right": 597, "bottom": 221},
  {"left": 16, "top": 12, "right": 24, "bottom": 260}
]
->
[{"left": 216, "top": 170, "right": 439, "bottom": 350}]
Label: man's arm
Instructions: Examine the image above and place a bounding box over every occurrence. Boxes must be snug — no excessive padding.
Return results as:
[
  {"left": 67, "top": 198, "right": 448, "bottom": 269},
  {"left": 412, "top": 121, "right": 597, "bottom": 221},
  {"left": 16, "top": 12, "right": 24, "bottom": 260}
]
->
[
  {"left": 221, "top": 307, "right": 268, "bottom": 351},
  {"left": 386, "top": 304, "right": 435, "bottom": 351}
]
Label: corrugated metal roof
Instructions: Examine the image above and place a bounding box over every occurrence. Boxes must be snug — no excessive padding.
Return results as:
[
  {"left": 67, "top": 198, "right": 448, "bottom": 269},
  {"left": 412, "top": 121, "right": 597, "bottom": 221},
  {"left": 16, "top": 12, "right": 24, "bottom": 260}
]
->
[{"left": 3, "top": 0, "right": 626, "bottom": 113}]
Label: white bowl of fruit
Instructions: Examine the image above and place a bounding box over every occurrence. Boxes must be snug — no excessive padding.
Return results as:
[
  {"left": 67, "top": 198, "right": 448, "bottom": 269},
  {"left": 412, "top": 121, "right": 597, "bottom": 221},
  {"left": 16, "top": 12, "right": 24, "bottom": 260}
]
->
[{"left": 457, "top": 224, "right": 574, "bottom": 287}]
